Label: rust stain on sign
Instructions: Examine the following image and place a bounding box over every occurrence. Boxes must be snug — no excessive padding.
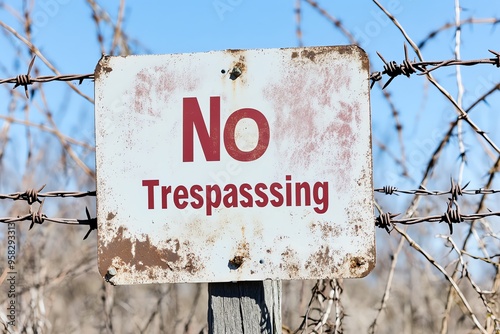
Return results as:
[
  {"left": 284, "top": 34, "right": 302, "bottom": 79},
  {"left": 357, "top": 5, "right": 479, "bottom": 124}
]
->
[
  {"left": 228, "top": 255, "right": 245, "bottom": 269},
  {"left": 98, "top": 226, "right": 204, "bottom": 284},
  {"left": 95, "top": 45, "right": 374, "bottom": 284},
  {"left": 94, "top": 55, "right": 113, "bottom": 80},
  {"left": 228, "top": 227, "right": 250, "bottom": 270},
  {"left": 280, "top": 248, "right": 301, "bottom": 279}
]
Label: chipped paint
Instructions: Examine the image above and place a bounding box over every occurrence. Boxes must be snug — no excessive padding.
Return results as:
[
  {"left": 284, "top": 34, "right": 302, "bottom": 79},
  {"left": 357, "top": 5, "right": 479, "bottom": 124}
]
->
[
  {"left": 94, "top": 55, "right": 112, "bottom": 80},
  {"left": 98, "top": 225, "right": 205, "bottom": 284},
  {"left": 95, "top": 46, "right": 374, "bottom": 284}
]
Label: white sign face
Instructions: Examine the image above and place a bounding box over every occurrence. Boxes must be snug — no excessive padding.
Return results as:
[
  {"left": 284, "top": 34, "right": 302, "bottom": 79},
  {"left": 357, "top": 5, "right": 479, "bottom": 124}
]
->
[{"left": 95, "top": 46, "right": 374, "bottom": 284}]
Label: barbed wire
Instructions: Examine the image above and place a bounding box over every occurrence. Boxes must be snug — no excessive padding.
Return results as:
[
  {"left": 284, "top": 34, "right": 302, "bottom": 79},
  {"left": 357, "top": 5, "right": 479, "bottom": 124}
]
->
[
  {"left": 1, "top": 205, "right": 96, "bottom": 240},
  {"left": 376, "top": 209, "right": 500, "bottom": 234},
  {"left": 1, "top": 178, "right": 499, "bottom": 241},
  {"left": 0, "top": 48, "right": 499, "bottom": 97},
  {"left": 0, "top": 184, "right": 96, "bottom": 204},
  {"left": 374, "top": 182, "right": 500, "bottom": 197},
  {"left": 0, "top": 184, "right": 96, "bottom": 239},
  {"left": 0, "top": 55, "right": 94, "bottom": 98},
  {"left": 375, "top": 179, "right": 500, "bottom": 234},
  {"left": 369, "top": 44, "right": 500, "bottom": 89}
]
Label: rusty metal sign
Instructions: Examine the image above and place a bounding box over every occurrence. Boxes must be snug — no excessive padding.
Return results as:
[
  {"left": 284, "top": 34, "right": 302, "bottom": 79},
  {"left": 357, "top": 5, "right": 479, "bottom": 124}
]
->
[{"left": 94, "top": 46, "right": 374, "bottom": 284}]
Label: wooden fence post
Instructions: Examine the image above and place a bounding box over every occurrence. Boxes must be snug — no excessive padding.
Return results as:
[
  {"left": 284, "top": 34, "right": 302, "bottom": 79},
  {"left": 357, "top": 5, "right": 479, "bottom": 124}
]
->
[{"left": 208, "top": 280, "right": 282, "bottom": 334}]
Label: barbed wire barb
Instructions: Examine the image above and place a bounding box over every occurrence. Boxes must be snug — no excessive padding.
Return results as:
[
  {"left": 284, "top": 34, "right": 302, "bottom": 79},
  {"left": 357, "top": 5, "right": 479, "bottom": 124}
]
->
[
  {"left": 489, "top": 49, "right": 500, "bottom": 67},
  {"left": 24, "top": 184, "right": 46, "bottom": 204},
  {"left": 370, "top": 46, "right": 500, "bottom": 89},
  {"left": 29, "top": 198, "right": 45, "bottom": 230},
  {"left": 441, "top": 199, "right": 463, "bottom": 234},
  {"left": 83, "top": 207, "right": 97, "bottom": 240},
  {"left": 0, "top": 55, "right": 94, "bottom": 98},
  {"left": 375, "top": 212, "right": 399, "bottom": 233},
  {"left": 12, "top": 55, "right": 36, "bottom": 98},
  {"left": 450, "top": 178, "right": 469, "bottom": 201}
]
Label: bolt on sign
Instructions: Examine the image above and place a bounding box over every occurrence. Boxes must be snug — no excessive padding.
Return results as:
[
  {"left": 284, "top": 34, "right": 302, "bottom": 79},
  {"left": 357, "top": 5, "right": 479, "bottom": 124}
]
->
[{"left": 94, "top": 46, "right": 374, "bottom": 284}]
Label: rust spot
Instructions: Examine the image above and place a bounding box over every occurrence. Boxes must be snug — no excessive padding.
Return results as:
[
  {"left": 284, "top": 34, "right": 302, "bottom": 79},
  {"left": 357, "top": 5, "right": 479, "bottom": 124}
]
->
[
  {"left": 294, "top": 46, "right": 340, "bottom": 62},
  {"left": 230, "top": 67, "right": 242, "bottom": 80},
  {"left": 106, "top": 212, "right": 116, "bottom": 221},
  {"left": 350, "top": 256, "right": 366, "bottom": 269},
  {"left": 347, "top": 248, "right": 375, "bottom": 278},
  {"left": 334, "top": 45, "right": 359, "bottom": 57},
  {"left": 362, "top": 245, "right": 376, "bottom": 277},
  {"left": 228, "top": 239, "right": 249, "bottom": 270},
  {"left": 281, "top": 263, "right": 299, "bottom": 278},
  {"left": 280, "top": 248, "right": 300, "bottom": 278},
  {"left": 226, "top": 53, "right": 246, "bottom": 80},
  {"left": 98, "top": 226, "right": 204, "bottom": 281},
  {"left": 301, "top": 49, "right": 316, "bottom": 61},
  {"left": 94, "top": 55, "right": 112, "bottom": 80},
  {"left": 206, "top": 234, "right": 217, "bottom": 245},
  {"left": 354, "top": 45, "right": 370, "bottom": 73},
  {"left": 237, "top": 241, "right": 249, "bottom": 255},
  {"left": 226, "top": 49, "right": 244, "bottom": 54},
  {"left": 134, "top": 237, "right": 180, "bottom": 271},
  {"left": 228, "top": 255, "right": 245, "bottom": 269},
  {"left": 184, "top": 253, "right": 199, "bottom": 274},
  {"left": 305, "top": 245, "right": 334, "bottom": 277},
  {"left": 98, "top": 226, "right": 133, "bottom": 276},
  {"left": 233, "top": 60, "right": 246, "bottom": 77},
  {"left": 310, "top": 221, "right": 340, "bottom": 240},
  {"left": 334, "top": 45, "right": 369, "bottom": 73}
]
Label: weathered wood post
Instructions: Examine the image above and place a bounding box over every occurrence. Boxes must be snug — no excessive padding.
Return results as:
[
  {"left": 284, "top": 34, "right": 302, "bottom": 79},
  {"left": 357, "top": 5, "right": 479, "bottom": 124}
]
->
[{"left": 208, "top": 281, "right": 282, "bottom": 334}]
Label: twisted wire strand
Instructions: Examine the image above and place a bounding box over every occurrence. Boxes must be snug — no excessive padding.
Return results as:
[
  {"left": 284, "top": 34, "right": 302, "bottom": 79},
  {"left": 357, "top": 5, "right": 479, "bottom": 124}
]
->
[{"left": 370, "top": 45, "right": 500, "bottom": 88}]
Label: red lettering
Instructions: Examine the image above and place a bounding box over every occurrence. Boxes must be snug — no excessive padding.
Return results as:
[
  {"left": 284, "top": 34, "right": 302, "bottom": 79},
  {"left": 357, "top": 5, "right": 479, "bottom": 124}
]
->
[
  {"left": 223, "top": 184, "right": 239, "bottom": 207},
  {"left": 269, "top": 182, "right": 284, "bottom": 207},
  {"left": 285, "top": 175, "right": 292, "bottom": 206},
  {"left": 190, "top": 185, "right": 204, "bottom": 209},
  {"left": 142, "top": 176, "right": 329, "bottom": 214},
  {"left": 173, "top": 186, "right": 188, "bottom": 209},
  {"left": 255, "top": 183, "right": 268, "bottom": 207},
  {"left": 183, "top": 97, "right": 220, "bottom": 162},
  {"left": 206, "top": 185, "right": 222, "bottom": 215},
  {"left": 295, "top": 182, "right": 311, "bottom": 206},
  {"left": 161, "top": 185, "right": 171, "bottom": 209},
  {"left": 313, "top": 182, "right": 329, "bottom": 214},
  {"left": 142, "top": 179, "right": 159, "bottom": 209},
  {"left": 239, "top": 183, "right": 253, "bottom": 208},
  {"left": 223, "top": 108, "right": 270, "bottom": 162}
]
